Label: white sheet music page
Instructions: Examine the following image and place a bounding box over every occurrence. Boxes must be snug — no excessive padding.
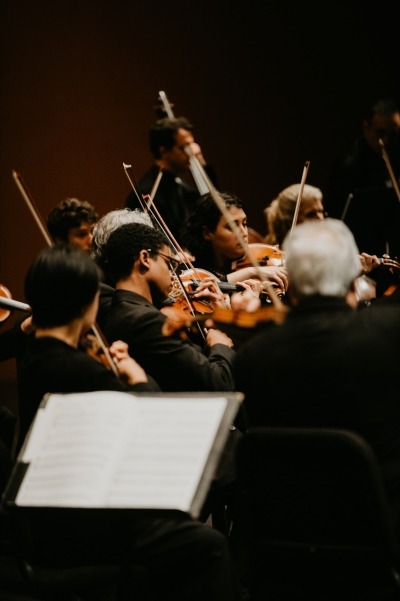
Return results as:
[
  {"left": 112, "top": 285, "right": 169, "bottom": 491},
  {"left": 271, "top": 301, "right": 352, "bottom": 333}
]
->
[{"left": 14, "top": 391, "right": 232, "bottom": 514}]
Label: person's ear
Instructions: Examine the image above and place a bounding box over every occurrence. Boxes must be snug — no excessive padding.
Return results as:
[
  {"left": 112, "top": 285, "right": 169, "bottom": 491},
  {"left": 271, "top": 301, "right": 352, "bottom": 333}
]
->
[
  {"left": 139, "top": 249, "right": 152, "bottom": 272},
  {"left": 202, "top": 226, "right": 212, "bottom": 241}
]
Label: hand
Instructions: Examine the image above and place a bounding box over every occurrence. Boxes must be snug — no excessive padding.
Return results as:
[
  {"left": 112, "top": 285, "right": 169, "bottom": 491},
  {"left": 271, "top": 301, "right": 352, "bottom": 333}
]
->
[
  {"left": 233, "top": 278, "right": 265, "bottom": 298},
  {"left": 20, "top": 315, "right": 35, "bottom": 334},
  {"left": 191, "top": 275, "right": 226, "bottom": 308},
  {"left": 205, "top": 328, "right": 234, "bottom": 348},
  {"left": 258, "top": 266, "right": 289, "bottom": 292},
  {"left": 109, "top": 340, "right": 148, "bottom": 384},
  {"left": 188, "top": 142, "right": 206, "bottom": 166},
  {"left": 359, "top": 252, "right": 380, "bottom": 274},
  {"left": 230, "top": 288, "right": 262, "bottom": 312},
  {"left": 228, "top": 265, "right": 289, "bottom": 292}
]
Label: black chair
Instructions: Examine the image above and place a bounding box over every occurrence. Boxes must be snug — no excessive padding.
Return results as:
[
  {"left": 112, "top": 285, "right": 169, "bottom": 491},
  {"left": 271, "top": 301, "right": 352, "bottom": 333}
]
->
[{"left": 231, "top": 427, "right": 400, "bottom": 600}]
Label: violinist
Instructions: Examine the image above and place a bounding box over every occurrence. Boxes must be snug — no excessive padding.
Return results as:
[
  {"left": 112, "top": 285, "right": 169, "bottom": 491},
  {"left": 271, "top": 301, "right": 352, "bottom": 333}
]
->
[
  {"left": 91, "top": 207, "right": 154, "bottom": 328},
  {"left": 263, "top": 182, "right": 395, "bottom": 297},
  {"left": 125, "top": 116, "right": 219, "bottom": 247},
  {"left": 180, "top": 191, "right": 288, "bottom": 302},
  {"left": 100, "top": 222, "right": 236, "bottom": 393},
  {"left": 1, "top": 199, "right": 100, "bottom": 368},
  {"left": 231, "top": 219, "right": 400, "bottom": 580},
  {"left": 100, "top": 222, "right": 243, "bottom": 533},
  {"left": 14, "top": 242, "right": 240, "bottom": 601},
  {"left": 17, "top": 243, "right": 160, "bottom": 452},
  {"left": 0, "top": 199, "right": 98, "bottom": 373},
  {"left": 264, "top": 183, "right": 326, "bottom": 246},
  {"left": 46, "top": 197, "right": 99, "bottom": 253}
]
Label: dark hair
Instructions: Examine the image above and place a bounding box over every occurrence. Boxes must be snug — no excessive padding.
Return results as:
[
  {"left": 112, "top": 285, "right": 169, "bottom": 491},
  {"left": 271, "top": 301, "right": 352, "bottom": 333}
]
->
[
  {"left": 180, "top": 191, "right": 246, "bottom": 268},
  {"left": 149, "top": 116, "right": 194, "bottom": 159},
  {"left": 363, "top": 98, "right": 400, "bottom": 124},
  {"left": 46, "top": 198, "right": 99, "bottom": 242},
  {"left": 102, "top": 223, "right": 170, "bottom": 286},
  {"left": 25, "top": 244, "right": 101, "bottom": 328}
]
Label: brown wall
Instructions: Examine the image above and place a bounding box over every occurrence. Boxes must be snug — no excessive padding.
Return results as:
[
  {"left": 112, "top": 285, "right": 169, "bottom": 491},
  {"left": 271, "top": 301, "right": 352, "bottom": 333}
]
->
[{"left": 1, "top": 1, "right": 399, "bottom": 405}]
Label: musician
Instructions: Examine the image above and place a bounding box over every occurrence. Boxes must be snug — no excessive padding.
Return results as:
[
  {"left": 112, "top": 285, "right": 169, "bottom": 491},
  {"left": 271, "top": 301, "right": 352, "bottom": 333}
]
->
[
  {"left": 125, "top": 116, "right": 219, "bottom": 246},
  {"left": 326, "top": 97, "right": 400, "bottom": 259},
  {"left": 16, "top": 243, "right": 160, "bottom": 451},
  {"left": 263, "top": 182, "right": 395, "bottom": 298},
  {"left": 100, "top": 222, "right": 236, "bottom": 392},
  {"left": 90, "top": 208, "right": 154, "bottom": 327},
  {"left": 46, "top": 197, "right": 99, "bottom": 253},
  {"left": 0, "top": 199, "right": 101, "bottom": 371},
  {"left": 264, "top": 183, "right": 325, "bottom": 246},
  {"left": 92, "top": 208, "right": 153, "bottom": 265},
  {"left": 13, "top": 242, "right": 239, "bottom": 601},
  {"left": 99, "top": 222, "right": 245, "bottom": 531},
  {"left": 232, "top": 218, "right": 400, "bottom": 546},
  {"left": 180, "top": 191, "right": 288, "bottom": 298}
]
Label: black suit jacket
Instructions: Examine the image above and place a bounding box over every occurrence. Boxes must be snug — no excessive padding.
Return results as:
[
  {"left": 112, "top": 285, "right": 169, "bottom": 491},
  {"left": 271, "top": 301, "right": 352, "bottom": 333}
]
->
[
  {"left": 234, "top": 295, "right": 400, "bottom": 530},
  {"left": 103, "top": 289, "right": 236, "bottom": 392},
  {"left": 125, "top": 164, "right": 219, "bottom": 246}
]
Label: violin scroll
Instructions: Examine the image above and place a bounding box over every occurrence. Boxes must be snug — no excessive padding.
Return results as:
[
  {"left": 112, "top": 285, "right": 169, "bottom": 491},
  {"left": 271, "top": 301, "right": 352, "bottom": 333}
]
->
[{"left": 380, "top": 254, "right": 400, "bottom": 272}]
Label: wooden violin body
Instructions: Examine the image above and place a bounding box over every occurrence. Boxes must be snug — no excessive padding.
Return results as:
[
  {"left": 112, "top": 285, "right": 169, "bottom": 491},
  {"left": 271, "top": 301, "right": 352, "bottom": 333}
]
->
[
  {"left": 161, "top": 303, "right": 288, "bottom": 338},
  {"left": 231, "top": 243, "right": 284, "bottom": 270}
]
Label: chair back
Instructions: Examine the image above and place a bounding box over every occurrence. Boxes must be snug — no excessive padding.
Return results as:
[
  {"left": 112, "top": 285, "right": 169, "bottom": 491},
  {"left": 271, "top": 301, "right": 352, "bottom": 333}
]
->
[{"left": 234, "top": 427, "right": 400, "bottom": 600}]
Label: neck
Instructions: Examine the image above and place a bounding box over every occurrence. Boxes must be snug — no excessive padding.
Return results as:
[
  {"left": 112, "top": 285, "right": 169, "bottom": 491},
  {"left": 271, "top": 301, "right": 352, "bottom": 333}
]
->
[
  {"left": 35, "top": 322, "right": 83, "bottom": 348},
  {"left": 116, "top": 277, "right": 153, "bottom": 303}
]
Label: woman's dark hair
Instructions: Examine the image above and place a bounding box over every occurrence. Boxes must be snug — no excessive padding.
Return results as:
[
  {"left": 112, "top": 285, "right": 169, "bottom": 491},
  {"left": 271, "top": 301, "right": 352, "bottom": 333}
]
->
[
  {"left": 25, "top": 244, "right": 101, "bottom": 328},
  {"left": 180, "top": 191, "right": 246, "bottom": 268}
]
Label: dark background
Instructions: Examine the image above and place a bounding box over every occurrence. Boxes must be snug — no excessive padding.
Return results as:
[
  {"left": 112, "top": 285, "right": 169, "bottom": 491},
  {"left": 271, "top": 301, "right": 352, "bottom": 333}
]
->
[{"left": 1, "top": 0, "right": 399, "bottom": 392}]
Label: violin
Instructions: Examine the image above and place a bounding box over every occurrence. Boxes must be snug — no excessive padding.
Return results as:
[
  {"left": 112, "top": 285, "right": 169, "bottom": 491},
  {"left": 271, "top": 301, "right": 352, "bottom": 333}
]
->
[
  {"left": 380, "top": 254, "right": 400, "bottom": 272},
  {"left": 231, "top": 243, "right": 285, "bottom": 271},
  {"left": 162, "top": 303, "right": 288, "bottom": 338},
  {"left": 80, "top": 333, "right": 119, "bottom": 372},
  {"left": 179, "top": 268, "right": 242, "bottom": 295},
  {"left": 160, "top": 269, "right": 216, "bottom": 332}
]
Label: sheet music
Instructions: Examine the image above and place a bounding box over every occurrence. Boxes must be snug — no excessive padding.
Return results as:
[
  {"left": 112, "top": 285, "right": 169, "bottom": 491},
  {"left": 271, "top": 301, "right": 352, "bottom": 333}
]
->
[{"left": 13, "top": 391, "right": 239, "bottom": 515}]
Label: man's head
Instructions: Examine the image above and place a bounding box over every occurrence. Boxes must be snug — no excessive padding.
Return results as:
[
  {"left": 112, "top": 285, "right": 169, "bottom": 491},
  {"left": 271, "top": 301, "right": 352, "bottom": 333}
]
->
[
  {"left": 47, "top": 198, "right": 98, "bottom": 252},
  {"left": 91, "top": 208, "right": 153, "bottom": 268},
  {"left": 149, "top": 117, "right": 194, "bottom": 158},
  {"left": 101, "top": 223, "right": 175, "bottom": 300},
  {"left": 148, "top": 116, "right": 199, "bottom": 176},
  {"left": 362, "top": 98, "right": 400, "bottom": 155},
  {"left": 283, "top": 218, "right": 361, "bottom": 303}
]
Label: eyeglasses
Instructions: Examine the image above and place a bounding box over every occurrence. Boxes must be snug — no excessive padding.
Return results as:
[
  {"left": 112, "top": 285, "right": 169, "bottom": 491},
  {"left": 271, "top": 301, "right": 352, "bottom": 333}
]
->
[{"left": 147, "top": 249, "right": 180, "bottom": 274}]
